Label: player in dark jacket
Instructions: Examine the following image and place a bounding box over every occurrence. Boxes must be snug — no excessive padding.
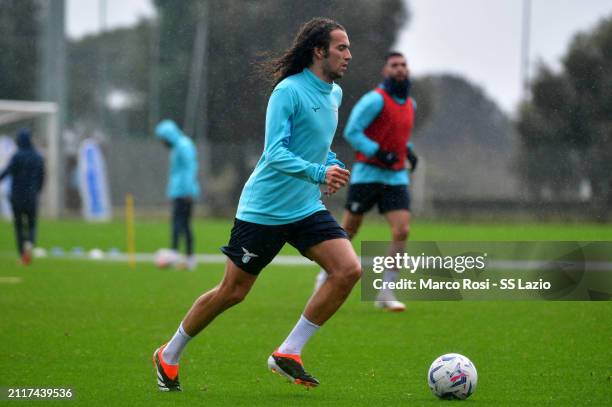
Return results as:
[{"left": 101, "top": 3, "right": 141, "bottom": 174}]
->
[{"left": 0, "top": 129, "right": 45, "bottom": 264}]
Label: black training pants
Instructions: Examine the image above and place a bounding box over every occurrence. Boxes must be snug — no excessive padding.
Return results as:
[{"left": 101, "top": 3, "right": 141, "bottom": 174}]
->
[
  {"left": 171, "top": 197, "right": 194, "bottom": 256},
  {"left": 11, "top": 201, "right": 37, "bottom": 255}
]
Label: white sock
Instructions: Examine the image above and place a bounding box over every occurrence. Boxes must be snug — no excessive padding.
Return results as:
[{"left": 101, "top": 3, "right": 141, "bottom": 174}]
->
[
  {"left": 383, "top": 269, "right": 399, "bottom": 283},
  {"left": 378, "top": 270, "right": 400, "bottom": 300},
  {"left": 278, "top": 315, "right": 320, "bottom": 355},
  {"left": 162, "top": 323, "right": 192, "bottom": 365},
  {"left": 186, "top": 255, "right": 197, "bottom": 270}
]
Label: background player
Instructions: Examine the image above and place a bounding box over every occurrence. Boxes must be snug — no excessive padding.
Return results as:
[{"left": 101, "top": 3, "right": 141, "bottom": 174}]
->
[
  {"left": 155, "top": 120, "right": 200, "bottom": 270},
  {"left": 0, "top": 129, "right": 45, "bottom": 265},
  {"left": 315, "top": 51, "right": 418, "bottom": 311}
]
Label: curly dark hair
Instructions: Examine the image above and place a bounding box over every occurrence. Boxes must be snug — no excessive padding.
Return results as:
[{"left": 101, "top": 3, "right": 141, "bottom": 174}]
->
[{"left": 262, "top": 17, "right": 345, "bottom": 88}]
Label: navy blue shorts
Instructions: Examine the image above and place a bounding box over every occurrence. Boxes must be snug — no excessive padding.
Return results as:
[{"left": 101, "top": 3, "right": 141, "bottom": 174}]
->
[
  {"left": 345, "top": 183, "right": 411, "bottom": 215},
  {"left": 220, "top": 210, "right": 349, "bottom": 275}
]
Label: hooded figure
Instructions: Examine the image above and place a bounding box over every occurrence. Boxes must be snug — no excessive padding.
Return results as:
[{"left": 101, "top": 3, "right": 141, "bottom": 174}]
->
[
  {"left": 0, "top": 129, "right": 45, "bottom": 207},
  {"left": 155, "top": 120, "right": 200, "bottom": 200},
  {"left": 0, "top": 129, "right": 45, "bottom": 262},
  {"left": 155, "top": 120, "right": 200, "bottom": 270}
]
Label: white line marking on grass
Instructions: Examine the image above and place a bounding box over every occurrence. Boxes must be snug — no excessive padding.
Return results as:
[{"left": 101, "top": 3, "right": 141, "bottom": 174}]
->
[
  {"left": 5, "top": 251, "right": 611, "bottom": 271},
  {"left": 0, "top": 277, "right": 23, "bottom": 284},
  {"left": 7, "top": 252, "right": 315, "bottom": 267},
  {"left": 108, "top": 253, "right": 314, "bottom": 266}
]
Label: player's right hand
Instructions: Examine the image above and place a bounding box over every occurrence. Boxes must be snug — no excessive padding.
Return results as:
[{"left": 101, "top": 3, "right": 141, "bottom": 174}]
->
[
  {"left": 324, "top": 165, "right": 350, "bottom": 196},
  {"left": 375, "top": 149, "right": 398, "bottom": 167}
]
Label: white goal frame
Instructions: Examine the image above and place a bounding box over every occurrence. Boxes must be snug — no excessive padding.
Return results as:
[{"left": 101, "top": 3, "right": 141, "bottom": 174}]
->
[{"left": 0, "top": 100, "right": 60, "bottom": 217}]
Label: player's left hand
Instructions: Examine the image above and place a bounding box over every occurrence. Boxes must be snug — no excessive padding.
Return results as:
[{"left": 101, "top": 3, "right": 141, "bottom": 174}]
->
[{"left": 407, "top": 148, "right": 418, "bottom": 172}]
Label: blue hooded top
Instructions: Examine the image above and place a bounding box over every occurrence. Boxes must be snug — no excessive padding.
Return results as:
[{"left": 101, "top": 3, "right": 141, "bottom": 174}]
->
[
  {"left": 154, "top": 120, "right": 200, "bottom": 199},
  {"left": 0, "top": 129, "right": 45, "bottom": 207}
]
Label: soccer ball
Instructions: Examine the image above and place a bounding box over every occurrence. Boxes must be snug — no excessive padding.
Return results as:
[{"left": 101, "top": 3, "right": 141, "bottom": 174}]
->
[
  {"left": 427, "top": 353, "right": 477, "bottom": 400},
  {"left": 88, "top": 248, "right": 105, "bottom": 260},
  {"left": 155, "top": 249, "right": 178, "bottom": 268}
]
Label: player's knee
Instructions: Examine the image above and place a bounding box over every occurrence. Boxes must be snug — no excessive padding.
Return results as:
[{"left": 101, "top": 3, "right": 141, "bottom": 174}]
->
[
  {"left": 226, "top": 288, "right": 248, "bottom": 306},
  {"left": 392, "top": 224, "right": 410, "bottom": 241},
  {"left": 219, "top": 283, "right": 250, "bottom": 306},
  {"left": 335, "top": 261, "right": 362, "bottom": 287},
  {"left": 347, "top": 263, "right": 362, "bottom": 284}
]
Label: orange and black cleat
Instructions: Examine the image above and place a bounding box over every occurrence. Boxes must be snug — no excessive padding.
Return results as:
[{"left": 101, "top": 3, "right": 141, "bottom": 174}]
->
[
  {"left": 267, "top": 350, "right": 320, "bottom": 388},
  {"left": 153, "top": 344, "right": 181, "bottom": 391}
]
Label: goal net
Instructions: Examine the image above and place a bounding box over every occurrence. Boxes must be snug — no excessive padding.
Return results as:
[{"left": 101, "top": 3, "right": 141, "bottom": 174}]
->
[{"left": 0, "top": 100, "right": 60, "bottom": 218}]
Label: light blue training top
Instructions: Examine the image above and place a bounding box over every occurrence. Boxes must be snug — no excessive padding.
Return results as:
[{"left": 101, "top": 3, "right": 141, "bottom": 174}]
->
[
  {"left": 344, "top": 87, "right": 416, "bottom": 185},
  {"left": 155, "top": 120, "right": 200, "bottom": 199},
  {"left": 236, "top": 68, "right": 345, "bottom": 225}
]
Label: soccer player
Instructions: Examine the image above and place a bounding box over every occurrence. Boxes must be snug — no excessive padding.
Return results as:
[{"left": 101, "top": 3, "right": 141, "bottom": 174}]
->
[
  {"left": 0, "top": 129, "right": 45, "bottom": 265},
  {"left": 155, "top": 120, "right": 200, "bottom": 270},
  {"left": 153, "top": 18, "right": 359, "bottom": 391},
  {"left": 314, "top": 51, "right": 418, "bottom": 312}
]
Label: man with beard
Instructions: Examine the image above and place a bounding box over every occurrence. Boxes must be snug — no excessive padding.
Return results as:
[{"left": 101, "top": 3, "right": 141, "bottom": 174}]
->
[{"left": 314, "top": 52, "right": 418, "bottom": 311}]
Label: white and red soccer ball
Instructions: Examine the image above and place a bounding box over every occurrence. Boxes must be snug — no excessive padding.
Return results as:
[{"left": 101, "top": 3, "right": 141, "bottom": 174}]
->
[
  {"left": 428, "top": 353, "right": 478, "bottom": 400},
  {"left": 154, "top": 249, "right": 179, "bottom": 268}
]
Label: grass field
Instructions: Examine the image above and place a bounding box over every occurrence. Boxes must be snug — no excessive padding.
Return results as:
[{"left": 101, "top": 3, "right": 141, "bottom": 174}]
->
[{"left": 1, "top": 218, "right": 611, "bottom": 406}]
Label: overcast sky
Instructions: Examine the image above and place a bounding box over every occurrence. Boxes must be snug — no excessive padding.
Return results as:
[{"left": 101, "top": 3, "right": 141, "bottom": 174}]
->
[{"left": 66, "top": 0, "right": 612, "bottom": 115}]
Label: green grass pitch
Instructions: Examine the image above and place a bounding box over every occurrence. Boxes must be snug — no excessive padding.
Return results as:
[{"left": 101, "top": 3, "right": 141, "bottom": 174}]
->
[{"left": 1, "top": 218, "right": 611, "bottom": 406}]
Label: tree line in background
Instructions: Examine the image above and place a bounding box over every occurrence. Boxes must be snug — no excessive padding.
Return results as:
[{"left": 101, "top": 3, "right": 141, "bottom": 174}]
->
[
  {"left": 1, "top": 0, "right": 414, "bottom": 140},
  {"left": 0, "top": 0, "right": 39, "bottom": 101},
  {"left": 66, "top": 0, "right": 415, "bottom": 141},
  {"left": 517, "top": 16, "right": 612, "bottom": 216}
]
